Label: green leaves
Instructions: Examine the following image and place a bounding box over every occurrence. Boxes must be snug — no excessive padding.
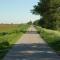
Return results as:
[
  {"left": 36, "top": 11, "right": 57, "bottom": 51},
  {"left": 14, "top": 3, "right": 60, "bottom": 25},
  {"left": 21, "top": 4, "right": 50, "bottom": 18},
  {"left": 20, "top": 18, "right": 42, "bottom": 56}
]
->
[{"left": 31, "top": 0, "right": 60, "bottom": 30}]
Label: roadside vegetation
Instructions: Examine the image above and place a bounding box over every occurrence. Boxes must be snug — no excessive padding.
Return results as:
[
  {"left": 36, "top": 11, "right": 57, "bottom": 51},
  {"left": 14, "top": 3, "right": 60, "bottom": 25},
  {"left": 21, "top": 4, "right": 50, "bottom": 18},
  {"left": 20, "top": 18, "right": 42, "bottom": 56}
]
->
[
  {"left": 31, "top": 0, "right": 60, "bottom": 55},
  {"left": 31, "top": 0, "right": 60, "bottom": 30},
  {"left": 36, "top": 26, "right": 60, "bottom": 55},
  {"left": 0, "top": 24, "right": 30, "bottom": 60}
]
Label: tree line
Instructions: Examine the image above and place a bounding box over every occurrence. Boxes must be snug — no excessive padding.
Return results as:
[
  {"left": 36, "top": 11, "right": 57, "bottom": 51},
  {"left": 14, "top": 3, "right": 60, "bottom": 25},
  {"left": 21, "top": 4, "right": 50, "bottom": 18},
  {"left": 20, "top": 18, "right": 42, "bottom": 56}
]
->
[{"left": 31, "top": 0, "right": 60, "bottom": 30}]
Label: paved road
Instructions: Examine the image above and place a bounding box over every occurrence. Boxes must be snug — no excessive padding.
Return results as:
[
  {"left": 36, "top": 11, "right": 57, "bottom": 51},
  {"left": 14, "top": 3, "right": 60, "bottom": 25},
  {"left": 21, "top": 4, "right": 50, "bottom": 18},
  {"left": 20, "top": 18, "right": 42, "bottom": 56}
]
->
[{"left": 3, "top": 26, "right": 60, "bottom": 60}]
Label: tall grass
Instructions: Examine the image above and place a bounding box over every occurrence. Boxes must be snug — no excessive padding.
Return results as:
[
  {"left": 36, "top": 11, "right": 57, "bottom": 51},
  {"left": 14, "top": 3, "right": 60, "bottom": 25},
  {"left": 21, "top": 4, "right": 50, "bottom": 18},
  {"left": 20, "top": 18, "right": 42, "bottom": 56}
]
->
[
  {"left": 0, "top": 24, "right": 30, "bottom": 60},
  {"left": 36, "top": 26, "right": 60, "bottom": 55}
]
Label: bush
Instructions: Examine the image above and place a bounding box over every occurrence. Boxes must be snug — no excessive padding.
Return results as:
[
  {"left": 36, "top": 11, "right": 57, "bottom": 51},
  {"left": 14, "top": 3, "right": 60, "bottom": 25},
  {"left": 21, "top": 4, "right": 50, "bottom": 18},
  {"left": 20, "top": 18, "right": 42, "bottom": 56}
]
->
[{"left": 0, "top": 32, "right": 8, "bottom": 36}]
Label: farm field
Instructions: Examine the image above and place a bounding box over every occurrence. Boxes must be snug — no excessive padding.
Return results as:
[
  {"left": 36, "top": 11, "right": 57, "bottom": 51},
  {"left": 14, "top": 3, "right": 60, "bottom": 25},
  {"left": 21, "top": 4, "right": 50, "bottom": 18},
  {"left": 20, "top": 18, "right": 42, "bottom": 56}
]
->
[{"left": 0, "top": 24, "right": 30, "bottom": 60}]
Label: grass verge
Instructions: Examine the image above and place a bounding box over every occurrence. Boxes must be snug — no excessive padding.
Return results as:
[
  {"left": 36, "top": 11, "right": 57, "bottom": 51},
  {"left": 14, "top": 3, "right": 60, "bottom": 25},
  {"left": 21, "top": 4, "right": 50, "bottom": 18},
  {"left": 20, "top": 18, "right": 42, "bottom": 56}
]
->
[
  {"left": 0, "top": 24, "right": 30, "bottom": 60},
  {"left": 35, "top": 26, "right": 60, "bottom": 55}
]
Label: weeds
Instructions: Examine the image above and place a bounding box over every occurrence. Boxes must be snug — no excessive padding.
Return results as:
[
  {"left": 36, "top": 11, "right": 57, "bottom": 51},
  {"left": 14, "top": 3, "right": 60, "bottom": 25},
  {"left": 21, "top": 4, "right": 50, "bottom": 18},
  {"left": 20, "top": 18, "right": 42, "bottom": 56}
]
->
[{"left": 36, "top": 26, "right": 60, "bottom": 55}]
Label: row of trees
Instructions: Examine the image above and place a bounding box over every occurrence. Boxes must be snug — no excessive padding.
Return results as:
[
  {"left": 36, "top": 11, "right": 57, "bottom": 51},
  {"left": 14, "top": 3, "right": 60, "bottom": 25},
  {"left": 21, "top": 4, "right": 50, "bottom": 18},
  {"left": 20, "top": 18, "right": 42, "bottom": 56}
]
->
[{"left": 31, "top": 0, "right": 60, "bottom": 30}]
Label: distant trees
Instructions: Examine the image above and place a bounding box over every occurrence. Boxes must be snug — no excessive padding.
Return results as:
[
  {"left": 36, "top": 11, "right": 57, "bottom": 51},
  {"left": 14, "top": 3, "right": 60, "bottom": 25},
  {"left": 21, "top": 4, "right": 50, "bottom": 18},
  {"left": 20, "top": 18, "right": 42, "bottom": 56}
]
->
[
  {"left": 27, "top": 21, "right": 32, "bottom": 25},
  {"left": 31, "top": 0, "right": 60, "bottom": 30},
  {"left": 33, "top": 19, "right": 40, "bottom": 26}
]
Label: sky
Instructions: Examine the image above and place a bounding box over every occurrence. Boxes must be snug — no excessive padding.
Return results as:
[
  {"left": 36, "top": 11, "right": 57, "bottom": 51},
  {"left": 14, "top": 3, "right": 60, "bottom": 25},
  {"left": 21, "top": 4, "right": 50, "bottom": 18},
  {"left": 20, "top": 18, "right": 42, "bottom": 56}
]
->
[{"left": 0, "top": 0, "right": 40, "bottom": 24}]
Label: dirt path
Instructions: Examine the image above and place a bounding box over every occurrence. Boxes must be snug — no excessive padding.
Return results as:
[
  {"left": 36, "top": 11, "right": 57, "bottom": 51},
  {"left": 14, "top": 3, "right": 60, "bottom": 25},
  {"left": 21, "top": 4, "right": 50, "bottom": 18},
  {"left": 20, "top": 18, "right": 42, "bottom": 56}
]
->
[{"left": 3, "top": 26, "right": 60, "bottom": 60}]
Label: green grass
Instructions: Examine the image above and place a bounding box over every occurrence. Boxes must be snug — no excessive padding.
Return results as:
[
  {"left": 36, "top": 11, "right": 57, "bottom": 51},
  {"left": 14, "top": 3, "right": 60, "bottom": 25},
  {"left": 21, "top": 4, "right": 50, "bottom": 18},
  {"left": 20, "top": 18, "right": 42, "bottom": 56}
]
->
[
  {"left": 0, "top": 24, "right": 30, "bottom": 60},
  {"left": 36, "top": 26, "right": 60, "bottom": 55}
]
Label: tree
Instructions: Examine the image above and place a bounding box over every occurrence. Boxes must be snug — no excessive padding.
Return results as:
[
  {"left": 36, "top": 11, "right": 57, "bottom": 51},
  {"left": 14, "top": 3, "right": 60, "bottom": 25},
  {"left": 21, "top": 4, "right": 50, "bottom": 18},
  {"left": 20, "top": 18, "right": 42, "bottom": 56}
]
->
[
  {"left": 31, "top": 0, "right": 60, "bottom": 30},
  {"left": 27, "top": 21, "right": 32, "bottom": 25}
]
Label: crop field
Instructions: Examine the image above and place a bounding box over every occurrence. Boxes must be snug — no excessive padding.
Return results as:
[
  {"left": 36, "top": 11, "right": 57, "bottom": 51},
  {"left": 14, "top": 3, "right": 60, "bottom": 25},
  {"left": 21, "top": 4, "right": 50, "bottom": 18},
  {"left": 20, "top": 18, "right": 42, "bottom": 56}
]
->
[
  {"left": 0, "top": 24, "right": 24, "bottom": 32},
  {"left": 0, "top": 24, "right": 30, "bottom": 60}
]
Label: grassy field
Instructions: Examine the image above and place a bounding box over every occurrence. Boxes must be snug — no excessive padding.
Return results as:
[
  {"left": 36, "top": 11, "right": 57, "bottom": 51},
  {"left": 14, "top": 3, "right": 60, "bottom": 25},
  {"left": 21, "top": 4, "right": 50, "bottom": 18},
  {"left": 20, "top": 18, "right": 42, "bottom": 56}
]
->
[
  {"left": 0, "top": 24, "right": 30, "bottom": 60},
  {"left": 35, "top": 26, "right": 60, "bottom": 55}
]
